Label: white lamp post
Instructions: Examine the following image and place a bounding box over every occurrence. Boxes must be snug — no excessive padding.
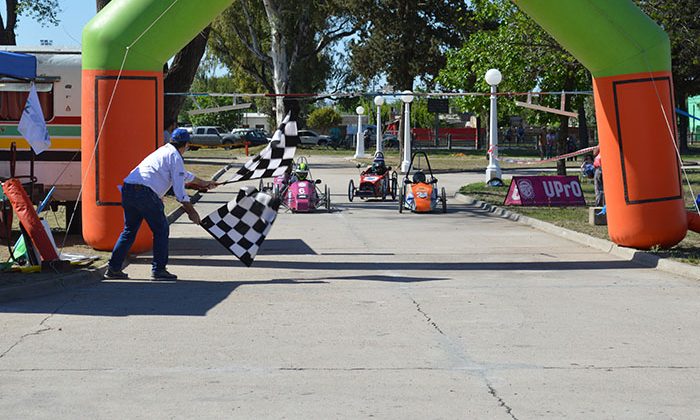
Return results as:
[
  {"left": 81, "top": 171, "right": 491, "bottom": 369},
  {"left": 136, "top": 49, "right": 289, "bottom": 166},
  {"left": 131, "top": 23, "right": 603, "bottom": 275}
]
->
[
  {"left": 484, "top": 68, "right": 502, "bottom": 183},
  {"left": 400, "top": 90, "right": 414, "bottom": 173},
  {"left": 354, "top": 105, "right": 366, "bottom": 159},
  {"left": 373, "top": 95, "right": 384, "bottom": 155}
]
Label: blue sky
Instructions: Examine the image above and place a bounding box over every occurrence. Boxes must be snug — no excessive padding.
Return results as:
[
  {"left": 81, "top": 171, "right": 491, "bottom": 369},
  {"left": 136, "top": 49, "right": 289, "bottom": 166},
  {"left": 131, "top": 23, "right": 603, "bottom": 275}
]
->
[{"left": 13, "top": 0, "right": 92, "bottom": 48}]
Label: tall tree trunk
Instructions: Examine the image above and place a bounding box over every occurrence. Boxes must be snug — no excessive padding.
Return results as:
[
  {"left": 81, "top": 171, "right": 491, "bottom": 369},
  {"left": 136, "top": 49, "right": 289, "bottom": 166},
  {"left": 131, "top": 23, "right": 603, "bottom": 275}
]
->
[
  {"left": 164, "top": 27, "right": 211, "bottom": 124},
  {"left": 677, "top": 92, "right": 689, "bottom": 153},
  {"left": 556, "top": 113, "right": 569, "bottom": 176},
  {"left": 0, "top": 0, "right": 18, "bottom": 45},
  {"left": 96, "top": 0, "right": 110, "bottom": 11},
  {"left": 556, "top": 76, "right": 575, "bottom": 175},
  {"left": 263, "top": 0, "right": 289, "bottom": 125},
  {"left": 577, "top": 101, "right": 589, "bottom": 149}
]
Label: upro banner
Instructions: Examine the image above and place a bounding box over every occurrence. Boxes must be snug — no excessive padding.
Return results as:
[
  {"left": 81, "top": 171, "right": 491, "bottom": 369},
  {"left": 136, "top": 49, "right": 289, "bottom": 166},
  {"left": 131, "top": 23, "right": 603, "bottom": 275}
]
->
[{"left": 504, "top": 176, "right": 586, "bottom": 206}]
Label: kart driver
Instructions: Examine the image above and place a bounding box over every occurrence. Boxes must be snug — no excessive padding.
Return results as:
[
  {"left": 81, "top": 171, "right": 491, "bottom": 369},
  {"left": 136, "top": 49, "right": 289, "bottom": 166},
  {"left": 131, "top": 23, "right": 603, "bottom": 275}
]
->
[
  {"left": 291, "top": 162, "right": 309, "bottom": 183},
  {"left": 365, "top": 157, "right": 388, "bottom": 176}
]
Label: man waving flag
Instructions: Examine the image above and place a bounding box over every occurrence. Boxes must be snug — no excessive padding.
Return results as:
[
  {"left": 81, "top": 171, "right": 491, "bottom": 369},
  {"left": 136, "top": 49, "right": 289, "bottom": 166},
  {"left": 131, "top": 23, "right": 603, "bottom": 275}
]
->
[{"left": 18, "top": 83, "right": 51, "bottom": 154}]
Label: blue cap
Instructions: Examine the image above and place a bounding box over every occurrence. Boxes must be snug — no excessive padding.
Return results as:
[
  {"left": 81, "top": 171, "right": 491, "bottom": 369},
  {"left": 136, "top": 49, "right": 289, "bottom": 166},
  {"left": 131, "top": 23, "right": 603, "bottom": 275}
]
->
[{"left": 171, "top": 128, "right": 191, "bottom": 143}]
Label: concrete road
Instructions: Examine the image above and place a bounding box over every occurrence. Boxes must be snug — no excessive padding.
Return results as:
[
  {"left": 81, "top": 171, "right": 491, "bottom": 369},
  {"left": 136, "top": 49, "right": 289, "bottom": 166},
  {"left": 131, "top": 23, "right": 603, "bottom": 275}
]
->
[{"left": 1, "top": 155, "right": 699, "bottom": 419}]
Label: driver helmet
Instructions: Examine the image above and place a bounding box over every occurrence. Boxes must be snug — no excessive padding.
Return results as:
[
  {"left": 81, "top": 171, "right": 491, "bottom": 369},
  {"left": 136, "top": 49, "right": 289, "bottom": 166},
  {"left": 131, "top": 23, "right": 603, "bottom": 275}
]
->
[
  {"left": 412, "top": 170, "right": 426, "bottom": 184},
  {"left": 296, "top": 162, "right": 308, "bottom": 180},
  {"left": 371, "top": 158, "right": 385, "bottom": 173}
]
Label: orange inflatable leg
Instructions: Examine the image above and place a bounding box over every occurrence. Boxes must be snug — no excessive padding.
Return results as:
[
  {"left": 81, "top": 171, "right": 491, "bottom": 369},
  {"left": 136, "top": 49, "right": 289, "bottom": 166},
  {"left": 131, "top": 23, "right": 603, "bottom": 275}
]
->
[
  {"left": 593, "top": 71, "right": 687, "bottom": 249},
  {"left": 81, "top": 70, "right": 164, "bottom": 252}
]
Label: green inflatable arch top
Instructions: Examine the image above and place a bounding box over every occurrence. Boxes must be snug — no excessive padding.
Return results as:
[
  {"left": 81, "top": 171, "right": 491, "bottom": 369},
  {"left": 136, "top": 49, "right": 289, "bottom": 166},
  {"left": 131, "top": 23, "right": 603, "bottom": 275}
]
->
[
  {"left": 512, "top": 0, "right": 670, "bottom": 77},
  {"left": 82, "top": 0, "right": 233, "bottom": 72}
]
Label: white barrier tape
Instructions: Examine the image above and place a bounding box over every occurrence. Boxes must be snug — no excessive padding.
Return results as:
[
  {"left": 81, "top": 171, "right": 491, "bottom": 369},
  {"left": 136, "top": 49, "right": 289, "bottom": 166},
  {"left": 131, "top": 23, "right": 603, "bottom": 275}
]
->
[{"left": 491, "top": 146, "right": 597, "bottom": 165}]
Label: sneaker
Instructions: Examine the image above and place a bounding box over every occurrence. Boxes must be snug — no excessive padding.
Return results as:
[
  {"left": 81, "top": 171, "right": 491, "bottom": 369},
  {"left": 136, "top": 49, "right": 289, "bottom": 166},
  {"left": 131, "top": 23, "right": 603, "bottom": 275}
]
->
[
  {"left": 151, "top": 269, "right": 178, "bottom": 280},
  {"left": 104, "top": 267, "right": 129, "bottom": 279}
]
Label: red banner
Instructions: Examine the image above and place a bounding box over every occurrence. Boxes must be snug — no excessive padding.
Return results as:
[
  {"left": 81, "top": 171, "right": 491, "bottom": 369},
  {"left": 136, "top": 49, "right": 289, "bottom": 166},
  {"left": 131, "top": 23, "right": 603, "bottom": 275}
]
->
[{"left": 504, "top": 176, "right": 586, "bottom": 207}]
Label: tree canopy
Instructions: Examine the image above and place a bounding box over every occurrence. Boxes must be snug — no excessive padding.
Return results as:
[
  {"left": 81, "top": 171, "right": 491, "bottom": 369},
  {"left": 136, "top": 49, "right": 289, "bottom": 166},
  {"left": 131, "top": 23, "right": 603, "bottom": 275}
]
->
[
  {"left": 1, "top": 0, "right": 61, "bottom": 45},
  {"left": 348, "top": 0, "right": 474, "bottom": 92}
]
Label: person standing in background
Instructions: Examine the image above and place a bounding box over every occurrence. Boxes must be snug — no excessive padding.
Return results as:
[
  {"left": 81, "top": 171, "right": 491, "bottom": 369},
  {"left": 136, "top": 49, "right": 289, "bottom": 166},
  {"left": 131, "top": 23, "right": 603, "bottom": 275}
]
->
[{"left": 593, "top": 145, "right": 605, "bottom": 206}]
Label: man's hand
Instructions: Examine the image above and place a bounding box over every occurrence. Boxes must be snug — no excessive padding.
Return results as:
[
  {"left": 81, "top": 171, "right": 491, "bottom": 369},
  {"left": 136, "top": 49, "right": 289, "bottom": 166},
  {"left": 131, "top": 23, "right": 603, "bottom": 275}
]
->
[
  {"left": 182, "top": 202, "right": 201, "bottom": 225},
  {"left": 190, "top": 177, "right": 220, "bottom": 192},
  {"left": 188, "top": 211, "right": 201, "bottom": 225}
]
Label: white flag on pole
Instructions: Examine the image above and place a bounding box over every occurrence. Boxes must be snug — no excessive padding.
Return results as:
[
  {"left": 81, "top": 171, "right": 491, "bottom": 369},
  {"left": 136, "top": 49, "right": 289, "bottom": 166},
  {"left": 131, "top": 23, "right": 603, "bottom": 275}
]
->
[{"left": 18, "top": 82, "right": 51, "bottom": 154}]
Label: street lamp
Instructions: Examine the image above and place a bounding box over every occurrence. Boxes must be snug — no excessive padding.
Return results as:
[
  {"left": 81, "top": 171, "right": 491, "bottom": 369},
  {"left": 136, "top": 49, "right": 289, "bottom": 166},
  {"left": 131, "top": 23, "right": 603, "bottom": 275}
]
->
[
  {"left": 484, "top": 68, "right": 502, "bottom": 184},
  {"left": 354, "top": 105, "right": 367, "bottom": 159},
  {"left": 400, "top": 90, "right": 414, "bottom": 173},
  {"left": 374, "top": 95, "right": 384, "bottom": 155}
]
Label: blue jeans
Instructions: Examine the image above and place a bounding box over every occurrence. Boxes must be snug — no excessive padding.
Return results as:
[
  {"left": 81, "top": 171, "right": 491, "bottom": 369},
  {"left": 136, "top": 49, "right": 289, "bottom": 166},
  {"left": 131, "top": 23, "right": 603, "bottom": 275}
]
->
[{"left": 108, "top": 183, "right": 169, "bottom": 273}]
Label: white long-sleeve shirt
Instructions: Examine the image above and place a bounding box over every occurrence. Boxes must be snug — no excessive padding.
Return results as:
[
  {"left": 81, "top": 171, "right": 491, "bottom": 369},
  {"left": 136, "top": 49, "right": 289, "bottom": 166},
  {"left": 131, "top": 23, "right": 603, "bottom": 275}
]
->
[{"left": 123, "top": 143, "right": 195, "bottom": 203}]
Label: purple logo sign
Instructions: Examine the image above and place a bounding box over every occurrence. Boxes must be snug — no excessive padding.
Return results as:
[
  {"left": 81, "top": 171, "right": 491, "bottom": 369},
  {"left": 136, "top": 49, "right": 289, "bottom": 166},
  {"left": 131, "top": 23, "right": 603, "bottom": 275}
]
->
[{"left": 504, "top": 176, "right": 586, "bottom": 206}]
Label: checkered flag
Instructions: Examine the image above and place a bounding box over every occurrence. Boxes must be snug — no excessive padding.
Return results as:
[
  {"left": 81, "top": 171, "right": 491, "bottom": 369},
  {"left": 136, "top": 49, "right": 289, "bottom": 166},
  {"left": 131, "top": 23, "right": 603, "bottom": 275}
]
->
[
  {"left": 223, "top": 113, "right": 299, "bottom": 184},
  {"left": 200, "top": 186, "right": 280, "bottom": 267}
]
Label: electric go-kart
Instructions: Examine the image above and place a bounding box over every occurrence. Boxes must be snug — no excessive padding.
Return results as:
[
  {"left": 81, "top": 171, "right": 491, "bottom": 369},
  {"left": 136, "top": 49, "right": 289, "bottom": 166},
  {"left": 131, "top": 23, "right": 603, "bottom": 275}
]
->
[
  {"left": 259, "top": 170, "right": 291, "bottom": 200},
  {"left": 283, "top": 157, "right": 331, "bottom": 212},
  {"left": 347, "top": 152, "right": 398, "bottom": 201},
  {"left": 398, "top": 151, "right": 447, "bottom": 213}
]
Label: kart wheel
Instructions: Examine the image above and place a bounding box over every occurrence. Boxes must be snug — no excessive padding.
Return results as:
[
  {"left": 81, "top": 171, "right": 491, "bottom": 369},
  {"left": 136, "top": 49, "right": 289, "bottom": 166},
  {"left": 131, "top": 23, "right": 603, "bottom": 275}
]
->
[
  {"left": 381, "top": 177, "right": 388, "bottom": 201},
  {"left": 390, "top": 172, "right": 398, "bottom": 200},
  {"left": 348, "top": 180, "right": 355, "bottom": 202},
  {"left": 398, "top": 187, "right": 404, "bottom": 213},
  {"left": 326, "top": 186, "right": 331, "bottom": 211},
  {"left": 441, "top": 187, "right": 447, "bottom": 213}
]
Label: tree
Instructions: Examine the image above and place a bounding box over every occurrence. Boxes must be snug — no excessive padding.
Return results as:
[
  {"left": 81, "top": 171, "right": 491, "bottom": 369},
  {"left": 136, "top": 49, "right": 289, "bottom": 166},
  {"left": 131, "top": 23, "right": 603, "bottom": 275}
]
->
[
  {"left": 1, "top": 0, "right": 61, "bottom": 45},
  {"left": 438, "top": 0, "right": 591, "bottom": 175},
  {"left": 307, "top": 107, "right": 341, "bottom": 134},
  {"left": 347, "top": 0, "right": 474, "bottom": 167},
  {"left": 209, "top": 0, "right": 360, "bottom": 124},
  {"left": 348, "top": 0, "right": 473, "bottom": 92},
  {"left": 96, "top": 0, "right": 209, "bottom": 124},
  {"left": 636, "top": 0, "right": 700, "bottom": 153}
]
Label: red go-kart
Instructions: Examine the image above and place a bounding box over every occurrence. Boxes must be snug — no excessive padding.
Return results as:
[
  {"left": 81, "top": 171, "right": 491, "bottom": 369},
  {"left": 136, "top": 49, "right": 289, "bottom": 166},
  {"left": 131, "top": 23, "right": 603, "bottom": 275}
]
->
[{"left": 347, "top": 152, "right": 398, "bottom": 202}]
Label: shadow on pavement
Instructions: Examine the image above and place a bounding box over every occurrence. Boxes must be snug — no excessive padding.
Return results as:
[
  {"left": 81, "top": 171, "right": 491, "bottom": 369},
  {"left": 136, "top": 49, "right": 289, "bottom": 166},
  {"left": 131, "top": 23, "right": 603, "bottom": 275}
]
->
[
  {"left": 0, "top": 273, "right": 444, "bottom": 316},
  {"left": 249, "top": 259, "right": 645, "bottom": 271},
  {"left": 165, "top": 238, "right": 316, "bottom": 257},
  {"left": 0, "top": 278, "right": 325, "bottom": 316}
]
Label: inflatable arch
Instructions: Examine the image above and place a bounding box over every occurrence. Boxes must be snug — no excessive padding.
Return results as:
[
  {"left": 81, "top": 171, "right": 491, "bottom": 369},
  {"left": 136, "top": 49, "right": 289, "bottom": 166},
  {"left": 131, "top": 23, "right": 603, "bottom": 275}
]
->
[
  {"left": 81, "top": 0, "right": 232, "bottom": 251},
  {"left": 82, "top": 0, "right": 689, "bottom": 251},
  {"left": 513, "top": 0, "right": 688, "bottom": 249}
]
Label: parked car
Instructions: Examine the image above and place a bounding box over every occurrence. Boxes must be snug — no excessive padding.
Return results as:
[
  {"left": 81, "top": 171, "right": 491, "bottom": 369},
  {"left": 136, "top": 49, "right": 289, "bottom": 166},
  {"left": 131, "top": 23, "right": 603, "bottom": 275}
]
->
[
  {"left": 298, "top": 129, "right": 332, "bottom": 146},
  {"left": 190, "top": 126, "right": 229, "bottom": 149},
  {"left": 223, "top": 128, "right": 270, "bottom": 147}
]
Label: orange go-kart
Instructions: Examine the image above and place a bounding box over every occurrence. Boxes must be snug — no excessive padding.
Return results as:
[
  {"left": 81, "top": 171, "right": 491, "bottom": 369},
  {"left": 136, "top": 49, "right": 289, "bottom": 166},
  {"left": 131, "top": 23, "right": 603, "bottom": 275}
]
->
[{"left": 398, "top": 151, "right": 447, "bottom": 213}]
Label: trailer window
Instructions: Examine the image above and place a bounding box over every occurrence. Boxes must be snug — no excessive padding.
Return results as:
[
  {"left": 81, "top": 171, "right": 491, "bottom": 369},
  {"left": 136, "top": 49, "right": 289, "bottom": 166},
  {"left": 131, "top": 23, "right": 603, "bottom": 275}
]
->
[{"left": 0, "top": 82, "right": 54, "bottom": 122}]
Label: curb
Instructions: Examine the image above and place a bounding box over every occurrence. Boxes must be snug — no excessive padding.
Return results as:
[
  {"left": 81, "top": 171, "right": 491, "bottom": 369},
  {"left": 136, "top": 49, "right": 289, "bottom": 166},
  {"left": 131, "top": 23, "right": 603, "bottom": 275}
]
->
[
  {"left": 454, "top": 193, "right": 700, "bottom": 280},
  {"left": 0, "top": 266, "right": 106, "bottom": 303},
  {"left": 0, "top": 165, "right": 233, "bottom": 303}
]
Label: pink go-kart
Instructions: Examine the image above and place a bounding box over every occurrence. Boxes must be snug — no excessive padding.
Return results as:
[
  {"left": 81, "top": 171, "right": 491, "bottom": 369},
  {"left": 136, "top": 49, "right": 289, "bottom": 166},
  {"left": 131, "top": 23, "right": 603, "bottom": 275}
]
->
[{"left": 283, "top": 157, "right": 331, "bottom": 212}]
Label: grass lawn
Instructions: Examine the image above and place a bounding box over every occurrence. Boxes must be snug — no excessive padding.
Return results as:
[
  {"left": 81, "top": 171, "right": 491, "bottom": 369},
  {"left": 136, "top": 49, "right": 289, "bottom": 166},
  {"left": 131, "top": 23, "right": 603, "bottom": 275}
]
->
[{"left": 459, "top": 170, "right": 700, "bottom": 265}]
